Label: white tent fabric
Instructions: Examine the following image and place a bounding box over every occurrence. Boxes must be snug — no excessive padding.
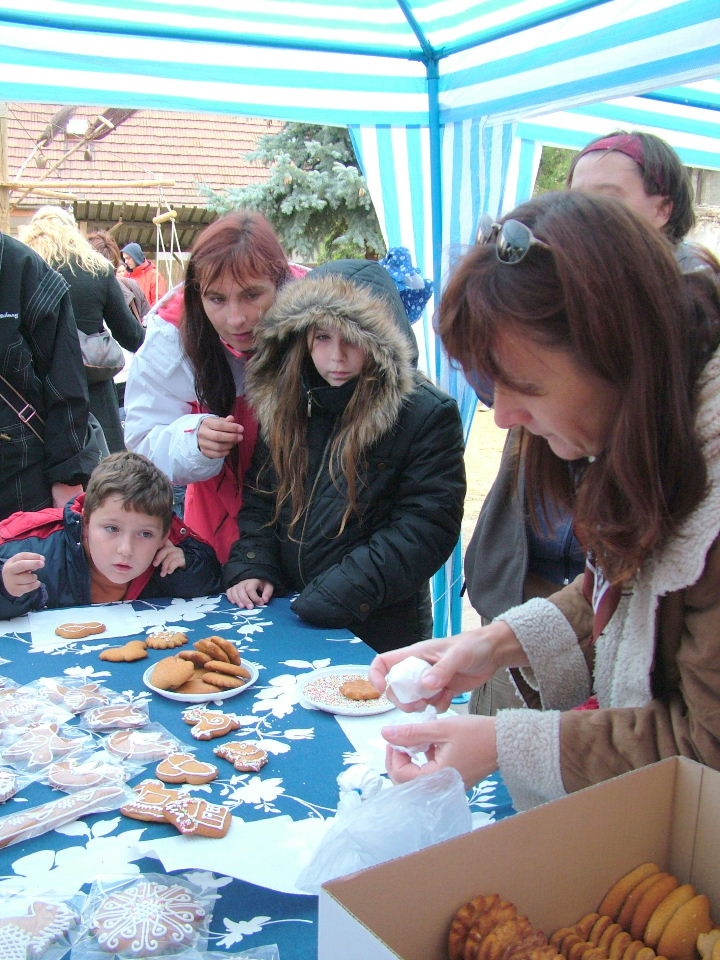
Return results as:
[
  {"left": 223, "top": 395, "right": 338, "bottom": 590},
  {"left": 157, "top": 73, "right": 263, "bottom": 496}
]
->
[{"left": 2, "top": 0, "right": 720, "bottom": 633}]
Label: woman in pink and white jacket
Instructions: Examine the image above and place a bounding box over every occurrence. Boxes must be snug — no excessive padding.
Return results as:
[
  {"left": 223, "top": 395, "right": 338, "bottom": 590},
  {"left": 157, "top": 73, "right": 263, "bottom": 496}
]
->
[{"left": 124, "top": 212, "right": 304, "bottom": 562}]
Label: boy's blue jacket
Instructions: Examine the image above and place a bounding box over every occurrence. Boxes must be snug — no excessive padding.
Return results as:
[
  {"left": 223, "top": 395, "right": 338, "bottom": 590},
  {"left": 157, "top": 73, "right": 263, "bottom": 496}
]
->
[{"left": 0, "top": 494, "right": 221, "bottom": 619}]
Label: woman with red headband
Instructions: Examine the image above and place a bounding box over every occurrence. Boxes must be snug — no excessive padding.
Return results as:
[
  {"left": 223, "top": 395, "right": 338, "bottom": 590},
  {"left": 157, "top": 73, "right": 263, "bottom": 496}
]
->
[{"left": 567, "top": 130, "right": 716, "bottom": 271}]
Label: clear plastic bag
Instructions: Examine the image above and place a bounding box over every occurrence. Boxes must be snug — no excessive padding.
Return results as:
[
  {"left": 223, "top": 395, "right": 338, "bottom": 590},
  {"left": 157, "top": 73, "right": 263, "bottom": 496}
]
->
[{"left": 296, "top": 767, "right": 472, "bottom": 894}]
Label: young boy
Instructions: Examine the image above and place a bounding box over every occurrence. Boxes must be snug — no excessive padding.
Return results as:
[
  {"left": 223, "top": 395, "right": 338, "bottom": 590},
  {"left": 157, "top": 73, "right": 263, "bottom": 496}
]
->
[{"left": 0, "top": 452, "right": 221, "bottom": 619}]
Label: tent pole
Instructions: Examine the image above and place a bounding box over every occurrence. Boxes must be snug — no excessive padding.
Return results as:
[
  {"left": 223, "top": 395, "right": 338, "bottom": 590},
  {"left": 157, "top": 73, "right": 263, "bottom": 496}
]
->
[{"left": 426, "top": 54, "right": 443, "bottom": 382}]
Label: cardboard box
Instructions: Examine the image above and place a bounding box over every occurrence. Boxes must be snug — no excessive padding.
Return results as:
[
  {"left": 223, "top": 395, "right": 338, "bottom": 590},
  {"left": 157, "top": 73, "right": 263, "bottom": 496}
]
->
[{"left": 319, "top": 757, "right": 720, "bottom": 960}]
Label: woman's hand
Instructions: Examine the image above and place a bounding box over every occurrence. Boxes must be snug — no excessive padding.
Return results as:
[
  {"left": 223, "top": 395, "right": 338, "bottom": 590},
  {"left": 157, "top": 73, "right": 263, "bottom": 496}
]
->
[
  {"left": 369, "top": 621, "right": 526, "bottom": 713},
  {"left": 51, "top": 482, "right": 83, "bottom": 508},
  {"left": 197, "top": 415, "right": 244, "bottom": 459},
  {"left": 382, "top": 714, "right": 499, "bottom": 789},
  {"left": 227, "top": 579, "right": 275, "bottom": 609},
  {"left": 2, "top": 552, "right": 45, "bottom": 597},
  {"left": 152, "top": 543, "right": 186, "bottom": 577}
]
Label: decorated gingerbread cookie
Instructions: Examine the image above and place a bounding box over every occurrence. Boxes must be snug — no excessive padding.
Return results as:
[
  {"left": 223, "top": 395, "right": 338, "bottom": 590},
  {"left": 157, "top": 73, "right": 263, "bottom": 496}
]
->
[
  {"left": 104, "top": 728, "right": 177, "bottom": 762},
  {"left": 47, "top": 757, "right": 128, "bottom": 792},
  {"left": 182, "top": 707, "right": 240, "bottom": 741},
  {"left": 42, "top": 680, "right": 109, "bottom": 713},
  {"left": 214, "top": 741, "right": 269, "bottom": 772},
  {"left": 155, "top": 754, "right": 218, "bottom": 785},
  {"left": 145, "top": 630, "right": 189, "bottom": 650},
  {"left": 82, "top": 703, "right": 148, "bottom": 731},
  {"left": 55, "top": 621, "right": 106, "bottom": 639},
  {"left": 164, "top": 794, "right": 231, "bottom": 838},
  {"left": 3, "top": 723, "right": 80, "bottom": 769},
  {"left": 0, "top": 900, "right": 78, "bottom": 959},
  {"left": 120, "top": 779, "right": 179, "bottom": 822},
  {"left": 89, "top": 880, "right": 206, "bottom": 957},
  {"left": 0, "top": 768, "right": 18, "bottom": 803}
]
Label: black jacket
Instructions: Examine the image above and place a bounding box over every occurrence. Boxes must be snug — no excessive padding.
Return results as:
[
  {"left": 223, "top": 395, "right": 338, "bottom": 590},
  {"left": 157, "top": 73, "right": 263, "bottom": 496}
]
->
[
  {"left": 0, "top": 233, "right": 94, "bottom": 518},
  {"left": 59, "top": 261, "right": 144, "bottom": 453},
  {"left": 224, "top": 261, "right": 466, "bottom": 652}
]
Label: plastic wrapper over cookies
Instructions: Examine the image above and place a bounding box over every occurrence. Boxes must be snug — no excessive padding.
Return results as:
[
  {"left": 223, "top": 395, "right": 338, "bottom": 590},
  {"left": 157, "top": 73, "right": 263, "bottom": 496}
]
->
[{"left": 73, "top": 871, "right": 216, "bottom": 959}]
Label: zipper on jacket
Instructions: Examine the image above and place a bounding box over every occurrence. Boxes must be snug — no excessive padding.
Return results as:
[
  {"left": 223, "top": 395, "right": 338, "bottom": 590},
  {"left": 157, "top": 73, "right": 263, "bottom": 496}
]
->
[{"left": 296, "top": 432, "right": 335, "bottom": 586}]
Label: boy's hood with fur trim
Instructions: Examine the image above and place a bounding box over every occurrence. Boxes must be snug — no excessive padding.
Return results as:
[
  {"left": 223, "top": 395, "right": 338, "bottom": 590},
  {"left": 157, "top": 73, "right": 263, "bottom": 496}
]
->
[{"left": 247, "top": 269, "right": 417, "bottom": 446}]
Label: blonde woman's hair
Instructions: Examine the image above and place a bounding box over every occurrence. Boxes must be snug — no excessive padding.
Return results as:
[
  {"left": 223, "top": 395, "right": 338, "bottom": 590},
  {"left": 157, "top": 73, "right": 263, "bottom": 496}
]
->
[{"left": 24, "top": 206, "right": 110, "bottom": 276}]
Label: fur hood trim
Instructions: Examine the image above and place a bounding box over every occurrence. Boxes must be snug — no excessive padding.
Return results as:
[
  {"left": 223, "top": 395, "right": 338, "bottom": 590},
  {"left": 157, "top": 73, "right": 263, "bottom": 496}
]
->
[{"left": 247, "top": 273, "right": 415, "bottom": 446}]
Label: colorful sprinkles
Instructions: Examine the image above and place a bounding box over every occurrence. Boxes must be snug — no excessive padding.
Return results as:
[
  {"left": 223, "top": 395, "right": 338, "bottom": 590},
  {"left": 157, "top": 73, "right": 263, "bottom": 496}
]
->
[{"left": 300, "top": 672, "right": 393, "bottom": 714}]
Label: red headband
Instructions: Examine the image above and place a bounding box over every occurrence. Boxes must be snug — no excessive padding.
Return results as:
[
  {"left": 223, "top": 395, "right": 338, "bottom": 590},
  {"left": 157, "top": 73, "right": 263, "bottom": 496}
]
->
[{"left": 577, "top": 134, "right": 667, "bottom": 195}]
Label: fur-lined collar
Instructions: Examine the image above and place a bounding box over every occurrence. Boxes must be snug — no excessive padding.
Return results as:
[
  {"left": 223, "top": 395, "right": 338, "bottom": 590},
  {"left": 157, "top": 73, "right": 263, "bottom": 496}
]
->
[{"left": 247, "top": 273, "right": 415, "bottom": 448}]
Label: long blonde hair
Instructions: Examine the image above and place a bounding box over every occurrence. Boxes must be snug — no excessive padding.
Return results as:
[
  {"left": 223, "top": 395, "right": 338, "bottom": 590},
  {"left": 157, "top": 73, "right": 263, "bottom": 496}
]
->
[{"left": 24, "top": 206, "right": 109, "bottom": 276}]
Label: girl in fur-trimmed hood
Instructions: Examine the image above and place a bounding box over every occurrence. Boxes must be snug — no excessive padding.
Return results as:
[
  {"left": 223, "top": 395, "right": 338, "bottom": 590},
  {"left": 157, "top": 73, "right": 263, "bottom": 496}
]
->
[{"left": 223, "top": 261, "right": 466, "bottom": 653}]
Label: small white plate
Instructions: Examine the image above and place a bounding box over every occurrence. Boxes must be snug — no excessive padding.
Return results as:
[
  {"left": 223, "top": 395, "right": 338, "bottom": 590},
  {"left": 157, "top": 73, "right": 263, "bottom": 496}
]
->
[
  {"left": 297, "top": 664, "right": 394, "bottom": 716},
  {"left": 142, "top": 661, "right": 259, "bottom": 704}
]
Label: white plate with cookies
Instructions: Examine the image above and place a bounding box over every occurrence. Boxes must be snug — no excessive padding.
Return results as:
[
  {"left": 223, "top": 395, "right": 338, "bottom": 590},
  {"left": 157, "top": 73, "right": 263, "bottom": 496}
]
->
[
  {"left": 296, "top": 664, "right": 394, "bottom": 716},
  {"left": 142, "top": 660, "right": 259, "bottom": 704}
]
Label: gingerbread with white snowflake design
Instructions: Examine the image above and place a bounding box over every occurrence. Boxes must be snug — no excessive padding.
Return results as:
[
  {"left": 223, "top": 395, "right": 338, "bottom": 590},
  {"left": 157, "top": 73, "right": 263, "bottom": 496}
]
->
[{"left": 89, "top": 880, "right": 205, "bottom": 957}]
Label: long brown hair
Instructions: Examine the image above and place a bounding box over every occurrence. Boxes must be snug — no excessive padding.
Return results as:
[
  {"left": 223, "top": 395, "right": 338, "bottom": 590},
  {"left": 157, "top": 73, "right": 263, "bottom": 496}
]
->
[
  {"left": 182, "top": 211, "right": 292, "bottom": 416},
  {"left": 262, "top": 333, "right": 386, "bottom": 537},
  {"left": 440, "top": 191, "right": 720, "bottom": 583}
]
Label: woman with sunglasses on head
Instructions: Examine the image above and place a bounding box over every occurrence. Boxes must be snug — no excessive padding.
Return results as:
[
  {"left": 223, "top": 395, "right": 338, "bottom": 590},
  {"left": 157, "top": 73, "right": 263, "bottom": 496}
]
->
[
  {"left": 467, "top": 131, "right": 720, "bottom": 717},
  {"left": 123, "top": 211, "right": 297, "bottom": 561},
  {"left": 370, "top": 190, "right": 720, "bottom": 809}
]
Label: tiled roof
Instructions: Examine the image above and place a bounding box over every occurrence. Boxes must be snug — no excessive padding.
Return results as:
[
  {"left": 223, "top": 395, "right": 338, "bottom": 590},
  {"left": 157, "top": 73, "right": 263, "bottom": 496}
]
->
[{"left": 4, "top": 102, "right": 283, "bottom": 249}]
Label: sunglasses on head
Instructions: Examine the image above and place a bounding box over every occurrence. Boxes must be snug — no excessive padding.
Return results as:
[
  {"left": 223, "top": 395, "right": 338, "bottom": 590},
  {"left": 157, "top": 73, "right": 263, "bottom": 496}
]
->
[{"left": 476, "top": 213, "right": 551, "bottom": 264}]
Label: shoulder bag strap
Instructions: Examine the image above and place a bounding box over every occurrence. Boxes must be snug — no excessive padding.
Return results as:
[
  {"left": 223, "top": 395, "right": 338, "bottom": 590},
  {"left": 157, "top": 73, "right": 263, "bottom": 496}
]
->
[{"left": 0, "top": 374, "right": 44, "bottom": 441}]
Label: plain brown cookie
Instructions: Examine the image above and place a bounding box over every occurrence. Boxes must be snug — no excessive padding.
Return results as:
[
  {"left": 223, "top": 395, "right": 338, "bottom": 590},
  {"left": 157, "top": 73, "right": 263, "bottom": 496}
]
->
[
  {"left": 99, "top": 641, "right": 148, "bottom": 663},
  {"left": 202, "top": 671, "right": 246, "bottom": 689},
  {"left": 146, "top": 630, "right": 189, "bottom": 650},
  {"left": 656, "top": 894, "right": 713, "bottom": 960},
  {"left": 203, "top": 659, "right": 252, "bottom": 679},
  {"left": 340, "top": 678, "right": 380, "bottom": 701},
  {"left": 629, "top": 873, "right": 679, "bottom": 940},
  {"left": 204, "top": 635, "right": 241, "bottom": 664},
  {"left": 177, "top": 650, "right": 212, "bottom": 668},
  {"left": 194, "top": 637, "right": 230, "bottom": 662},
  {"left": 644, "top": 885, "right": 696, "bottom": 948},
  {"left": 150, "top": 656, "right": 194, "bottom": 691},
  {"left": 598, "top": 863, "right": 661, "bottom": 921},
  {"left": 55, "top": 621, "right": 106, "bottom": 639},
  {"left": 175, "top": 675, "right": 223, "bottom": 695}
]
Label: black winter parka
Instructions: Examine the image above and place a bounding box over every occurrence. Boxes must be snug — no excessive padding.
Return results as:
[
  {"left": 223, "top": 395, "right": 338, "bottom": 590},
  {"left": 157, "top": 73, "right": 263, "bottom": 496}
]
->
[{"left": 223, "top": 261, "right": 466, "bottom": 652}]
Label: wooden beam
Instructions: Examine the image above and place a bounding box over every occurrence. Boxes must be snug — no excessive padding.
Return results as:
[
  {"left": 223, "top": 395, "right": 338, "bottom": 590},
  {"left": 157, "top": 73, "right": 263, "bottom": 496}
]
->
[{"left": 2, "top": 178, "right": 175, "bottom": 190}]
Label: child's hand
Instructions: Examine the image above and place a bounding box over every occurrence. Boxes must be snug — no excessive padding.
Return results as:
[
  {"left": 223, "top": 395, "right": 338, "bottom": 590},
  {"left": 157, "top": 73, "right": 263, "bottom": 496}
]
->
[
  {"left": 152, "top": 543, "right": 186, "bottom": 577},
  {"left": 2, "top": 552, "right": 45, "bottom": 597},
  {"left": 227, "top": 579, "right": 274, "bottom": 609}
]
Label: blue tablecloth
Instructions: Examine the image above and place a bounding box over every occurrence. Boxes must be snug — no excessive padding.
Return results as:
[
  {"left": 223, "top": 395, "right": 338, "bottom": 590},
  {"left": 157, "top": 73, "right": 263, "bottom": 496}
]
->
[{"left": 0, "top": 594, "right": 515, "bottom": 958}]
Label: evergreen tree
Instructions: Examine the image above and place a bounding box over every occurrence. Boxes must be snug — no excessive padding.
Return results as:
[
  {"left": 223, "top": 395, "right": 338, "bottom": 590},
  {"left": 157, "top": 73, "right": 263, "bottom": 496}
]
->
[
  {"left": 200, "top": 123, "right": 386, "bottom": 262},
  {"left": 534, "top": 145, "right": 576, "bottom": 195}
]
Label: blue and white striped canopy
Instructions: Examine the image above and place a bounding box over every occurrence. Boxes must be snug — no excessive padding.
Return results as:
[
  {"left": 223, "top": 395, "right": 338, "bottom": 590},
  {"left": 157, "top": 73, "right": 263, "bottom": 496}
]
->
[{"left": 3, "top": 0, "right": 719, "bottom": 631}]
